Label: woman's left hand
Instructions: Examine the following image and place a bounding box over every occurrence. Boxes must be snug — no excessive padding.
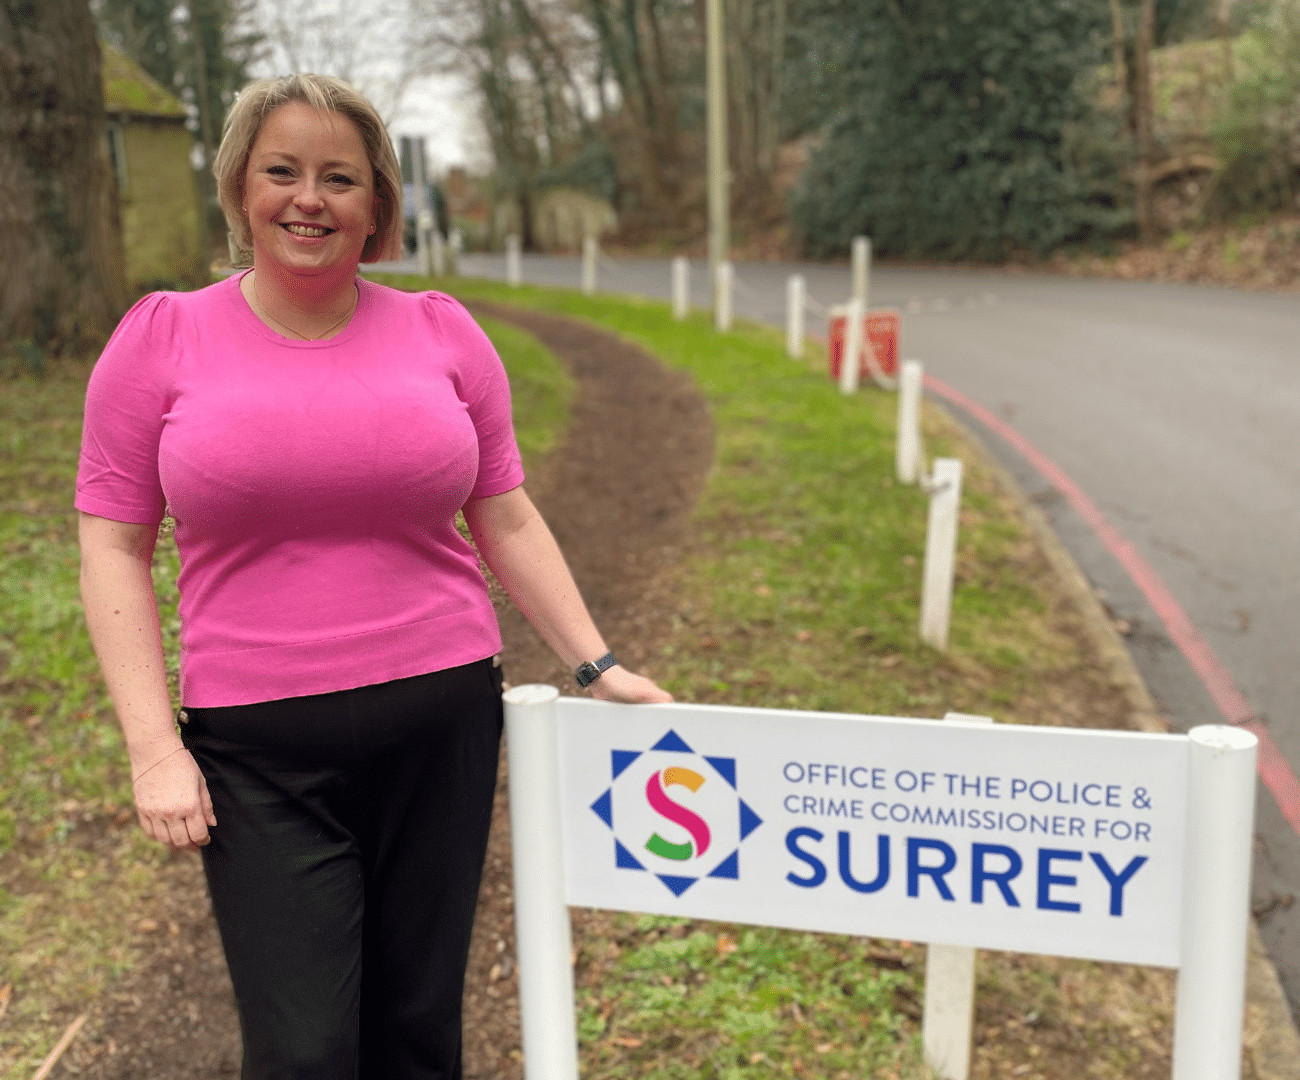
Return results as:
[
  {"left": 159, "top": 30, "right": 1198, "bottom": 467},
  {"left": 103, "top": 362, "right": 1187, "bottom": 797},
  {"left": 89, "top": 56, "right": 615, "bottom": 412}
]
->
[{"left": 588, "top": 665, "right": 674, "bottom": 704}]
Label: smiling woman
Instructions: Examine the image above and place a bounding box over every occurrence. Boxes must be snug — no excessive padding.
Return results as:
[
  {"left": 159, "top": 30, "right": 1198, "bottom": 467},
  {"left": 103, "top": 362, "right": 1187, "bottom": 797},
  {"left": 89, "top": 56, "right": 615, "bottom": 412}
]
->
[{"left": 73, "top": 72, "right": 670, "bottom": 1080}]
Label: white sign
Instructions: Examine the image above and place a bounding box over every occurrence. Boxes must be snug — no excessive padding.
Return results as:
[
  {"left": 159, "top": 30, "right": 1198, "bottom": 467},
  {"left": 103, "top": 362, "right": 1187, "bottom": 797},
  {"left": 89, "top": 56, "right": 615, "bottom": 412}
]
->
[{"left": 558, "top": 701, "right": 1188, "bottom": 967}]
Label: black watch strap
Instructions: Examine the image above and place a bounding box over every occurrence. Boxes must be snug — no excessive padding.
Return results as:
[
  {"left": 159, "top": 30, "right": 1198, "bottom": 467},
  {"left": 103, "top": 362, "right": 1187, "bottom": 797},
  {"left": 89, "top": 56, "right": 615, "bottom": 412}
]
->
[{"left": 575, "top": 651, "right": 618, "bottom": 687}]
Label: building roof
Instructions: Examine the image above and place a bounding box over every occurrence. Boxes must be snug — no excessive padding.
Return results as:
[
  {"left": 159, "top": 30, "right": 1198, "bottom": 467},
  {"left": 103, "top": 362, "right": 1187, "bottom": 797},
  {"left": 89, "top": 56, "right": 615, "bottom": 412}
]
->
[{"left": 101, "top": 41, "right": 188, "bottom": 120}]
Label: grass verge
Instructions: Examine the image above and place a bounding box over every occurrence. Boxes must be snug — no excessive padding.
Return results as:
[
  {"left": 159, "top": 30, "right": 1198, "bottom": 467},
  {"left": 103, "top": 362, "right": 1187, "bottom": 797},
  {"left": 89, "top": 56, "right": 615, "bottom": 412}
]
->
[
  {"left": 375, "top": 272, "right": 1176, "bottom": 1080},
  {"left": 0, "top": 317, "right": 572, "bottom": 1077}
]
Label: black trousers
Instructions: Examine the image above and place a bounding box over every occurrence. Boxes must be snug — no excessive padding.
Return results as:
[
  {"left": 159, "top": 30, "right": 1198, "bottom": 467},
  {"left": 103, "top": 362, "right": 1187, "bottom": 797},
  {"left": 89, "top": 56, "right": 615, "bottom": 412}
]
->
[{"left": 181, "top": 658, "right": 504, "bottom": 1080}]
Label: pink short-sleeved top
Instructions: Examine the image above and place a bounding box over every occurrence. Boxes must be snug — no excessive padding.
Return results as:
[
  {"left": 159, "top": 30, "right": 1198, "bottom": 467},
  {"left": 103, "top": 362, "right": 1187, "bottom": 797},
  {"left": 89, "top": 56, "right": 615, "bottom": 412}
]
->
[{"left": 76, "top": 272, "right": 525, "bottom": 708}]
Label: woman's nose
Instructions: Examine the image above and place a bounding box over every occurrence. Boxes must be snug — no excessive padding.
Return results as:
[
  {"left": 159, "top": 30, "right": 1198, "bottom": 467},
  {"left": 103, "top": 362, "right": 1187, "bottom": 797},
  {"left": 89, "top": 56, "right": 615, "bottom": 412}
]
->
[{"left": 293, "top": 182, "right": 325, "bottom": 211}]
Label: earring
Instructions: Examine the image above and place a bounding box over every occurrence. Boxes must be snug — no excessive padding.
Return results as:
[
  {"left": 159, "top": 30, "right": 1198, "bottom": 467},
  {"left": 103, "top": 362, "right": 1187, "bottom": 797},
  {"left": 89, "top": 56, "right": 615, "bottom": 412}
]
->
[{"left": 368, "top": 223, "right": 376, "bottom": 234}]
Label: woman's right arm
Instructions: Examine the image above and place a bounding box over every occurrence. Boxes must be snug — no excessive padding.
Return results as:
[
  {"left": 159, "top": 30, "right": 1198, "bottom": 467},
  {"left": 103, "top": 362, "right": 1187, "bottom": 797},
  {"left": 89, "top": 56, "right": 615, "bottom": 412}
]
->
[{"left": 79, "top": 512, "right": 215, "bottom": 851}]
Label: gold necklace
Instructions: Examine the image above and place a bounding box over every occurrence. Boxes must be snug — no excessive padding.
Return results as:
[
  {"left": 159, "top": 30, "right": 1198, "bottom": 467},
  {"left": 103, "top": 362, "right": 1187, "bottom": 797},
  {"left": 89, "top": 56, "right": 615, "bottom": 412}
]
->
[{"left": 247, "top": 274, "right": 358, "bottom": 341}]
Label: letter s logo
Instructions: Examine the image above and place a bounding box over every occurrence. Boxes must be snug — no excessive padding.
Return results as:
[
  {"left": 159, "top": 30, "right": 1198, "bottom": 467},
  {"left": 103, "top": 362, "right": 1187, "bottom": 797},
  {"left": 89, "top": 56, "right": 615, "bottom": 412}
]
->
[{"left": 645, "top": 768, "right": 711, "bottom": 861}]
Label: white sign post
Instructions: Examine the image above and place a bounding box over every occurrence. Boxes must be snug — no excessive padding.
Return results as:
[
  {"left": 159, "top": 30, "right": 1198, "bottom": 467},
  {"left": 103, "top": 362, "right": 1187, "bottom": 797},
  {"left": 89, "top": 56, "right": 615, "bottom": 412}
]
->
[
  {"left": 501, "top": 689, "right": 1257, "bottom": 1080},
  {"left": 852, "top": 235, "right": 871, "bottom": 307}
]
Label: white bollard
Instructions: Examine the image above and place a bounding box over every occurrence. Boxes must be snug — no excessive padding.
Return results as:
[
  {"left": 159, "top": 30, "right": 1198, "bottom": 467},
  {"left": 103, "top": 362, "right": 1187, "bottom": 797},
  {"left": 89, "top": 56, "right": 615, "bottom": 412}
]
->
[
  {"left": 786, "top": 275, "right": 805, "bottom": 360},
  {"left": 1171, "top": 724, "right": 1258, "bottom": 1080},
  {"left": 715, "top": 260, "right": 733, "bottom": 332},
  {"left": 921, "top": 712, "right": 991, "bottom": 1080},
  {"left": 581, "top": 235, "right": 597, "bottom": 295},
  {"left": 852, "top": 235, "right": 871, "bottom": 307},
  {"left": 506, "top": 234, "right": 522, "bottom": 286},
  {"left": 447, "top": 227, "right": 462, "bottom": 275},
  {"left": 672, "top": 256, "right": 689, "bottom": 321},
  {"left": 417, "top": 209, "right": 434, "bottom": 277},
  {"left": 431, "top": 228, "right": 446, "bottom": 276},
  {"left": 919, "top": 458, "right": 963, "bottom": 651},
  {"left": 839, "top": 298, "right": 863, "bottom": 395},
  {"left": 504, "top": 684, "right": 580, "bottom": 1080},
  {"left": 896, "top": 359, "right": 924, "bottom": 483}
]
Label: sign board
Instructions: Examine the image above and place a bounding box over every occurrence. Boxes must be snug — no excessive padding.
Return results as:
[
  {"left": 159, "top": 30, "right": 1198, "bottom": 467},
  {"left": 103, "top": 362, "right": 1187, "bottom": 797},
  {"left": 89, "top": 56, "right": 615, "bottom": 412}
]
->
[
  {"left": 558, "top": 700, "right": 1188, "bottom": 968},
  {"left": 829, "top": 308, "right": 900, "bottom": 380}
]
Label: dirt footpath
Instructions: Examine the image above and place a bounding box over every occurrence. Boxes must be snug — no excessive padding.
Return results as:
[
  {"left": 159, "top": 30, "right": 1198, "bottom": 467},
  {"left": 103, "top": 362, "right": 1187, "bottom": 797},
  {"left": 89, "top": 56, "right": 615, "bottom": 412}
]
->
[{"left": 52, "top": 305, "right": 712, "bottom": 1078}]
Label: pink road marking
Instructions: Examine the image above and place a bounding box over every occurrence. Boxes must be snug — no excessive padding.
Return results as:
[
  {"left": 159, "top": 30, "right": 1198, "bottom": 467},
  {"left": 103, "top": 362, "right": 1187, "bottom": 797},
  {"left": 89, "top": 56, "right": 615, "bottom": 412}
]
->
[{"left": 922, "top": 373, "right": 1300, "bottom": 834}]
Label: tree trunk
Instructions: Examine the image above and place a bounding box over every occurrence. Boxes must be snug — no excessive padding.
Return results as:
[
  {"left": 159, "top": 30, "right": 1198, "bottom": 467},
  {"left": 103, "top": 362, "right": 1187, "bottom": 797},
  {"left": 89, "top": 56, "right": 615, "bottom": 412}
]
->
[
  {"left": 1133, "top": 0, "right": 1157, "bottom": 241},
  {"left": 0, "top": 0, "right": 127, "bottom": 351}
]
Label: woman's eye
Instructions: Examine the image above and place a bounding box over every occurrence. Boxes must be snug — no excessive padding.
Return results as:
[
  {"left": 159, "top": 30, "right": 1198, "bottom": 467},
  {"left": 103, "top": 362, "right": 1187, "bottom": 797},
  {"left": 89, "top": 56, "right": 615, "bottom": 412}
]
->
[
  {"left": 329, "top": 174, "right": 355, "bottom": 186},
  {"left": 267, "top": 165, "right": 292, "bottom": 177}
]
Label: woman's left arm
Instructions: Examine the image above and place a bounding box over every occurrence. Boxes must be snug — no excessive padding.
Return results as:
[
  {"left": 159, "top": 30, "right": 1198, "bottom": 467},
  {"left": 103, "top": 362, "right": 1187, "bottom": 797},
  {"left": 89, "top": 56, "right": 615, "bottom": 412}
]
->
[{"left": 462, "top": 486, "right": 672, "bottom": 703}]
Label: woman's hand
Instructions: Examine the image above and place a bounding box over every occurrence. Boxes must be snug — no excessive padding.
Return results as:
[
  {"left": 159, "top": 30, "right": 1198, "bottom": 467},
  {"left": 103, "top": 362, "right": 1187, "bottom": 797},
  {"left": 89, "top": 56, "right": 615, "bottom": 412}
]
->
[
  {"left": 588, "top": 665, "right": 674, "bottom": 704},
  {"left": 133, "top": 748, "right": 217, "bottom": 852}
]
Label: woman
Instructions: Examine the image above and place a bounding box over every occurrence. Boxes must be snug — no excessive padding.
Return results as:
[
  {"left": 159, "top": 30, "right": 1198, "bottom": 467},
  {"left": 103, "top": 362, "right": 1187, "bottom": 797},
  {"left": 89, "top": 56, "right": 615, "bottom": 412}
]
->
[{"left": 77, "top": 74, "right": 670, "bottom": 1079}]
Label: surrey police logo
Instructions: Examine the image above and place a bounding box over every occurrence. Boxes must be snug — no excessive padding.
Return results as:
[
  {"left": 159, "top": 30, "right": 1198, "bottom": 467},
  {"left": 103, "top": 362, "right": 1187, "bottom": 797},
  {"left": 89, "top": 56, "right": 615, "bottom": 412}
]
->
[{"left": 589, "top": 729, "right": 763, "bottom": 896}]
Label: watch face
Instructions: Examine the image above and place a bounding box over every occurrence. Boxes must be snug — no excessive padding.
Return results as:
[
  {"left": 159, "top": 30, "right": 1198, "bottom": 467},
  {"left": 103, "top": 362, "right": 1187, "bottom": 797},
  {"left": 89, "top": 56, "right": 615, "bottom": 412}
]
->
[{"left": 575, "top": 662, "right": 600, "bottom": 687}]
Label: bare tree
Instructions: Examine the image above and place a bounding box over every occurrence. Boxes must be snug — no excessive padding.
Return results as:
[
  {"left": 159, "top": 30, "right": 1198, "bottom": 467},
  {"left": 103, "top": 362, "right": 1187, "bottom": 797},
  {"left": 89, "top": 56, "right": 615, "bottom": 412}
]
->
[
  {"left": 253, "top": 0, "right": 433, "bottom": 124},
  {"left": 1, "top": 0, "right": 127, "bottom": 352}
]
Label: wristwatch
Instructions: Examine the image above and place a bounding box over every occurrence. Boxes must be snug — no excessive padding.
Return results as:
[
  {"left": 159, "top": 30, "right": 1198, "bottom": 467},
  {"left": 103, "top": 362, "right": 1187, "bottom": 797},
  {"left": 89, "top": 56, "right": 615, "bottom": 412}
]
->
[{"left": 575, "top": 651, "right": 618, "bottom": 688}]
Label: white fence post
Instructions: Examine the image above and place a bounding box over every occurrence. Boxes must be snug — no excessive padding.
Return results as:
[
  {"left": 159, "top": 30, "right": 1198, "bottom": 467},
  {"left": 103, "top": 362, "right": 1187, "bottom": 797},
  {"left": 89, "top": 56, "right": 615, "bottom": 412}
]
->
[
  {"left": 922, "top": 712, "right": 991, "bottom": 1080},
  {"left": 786, "top": 275, "right": 805, "bottom": 360},
  {"left": 896, "top": 359, "right": 923, "bottom": 483},
  {"left": 672, "top": 257, "right": 689, "bottom": 320},
  {"left": 582, "top": 236, "right": 598, "bottom": 295},
  {"left": 504, "top": 685, "right": 580, "bottom": 1080},
  {"left": 920, "top": 458, "right": 963, "bottom": 651},
  {"left": 852, "top": 235, "right": 871, "bottom": 307},
  {"left": 1172, "top": 724, "right": 1258, "bottom": 1080},
  {"left": 839, "top": 298, "right": 863, "bottom": 395},
  {"left": 506, "top": 234, "right": 522, "bottom": 286},
  {"left": 715, "top": 260, "right": 733, "bottom": 332},
  {"left": 417, "top": 209, "right": 434, "bottom": 277},
  {"left": 431, "top": 227, "right": 446, "bottom": 276}
]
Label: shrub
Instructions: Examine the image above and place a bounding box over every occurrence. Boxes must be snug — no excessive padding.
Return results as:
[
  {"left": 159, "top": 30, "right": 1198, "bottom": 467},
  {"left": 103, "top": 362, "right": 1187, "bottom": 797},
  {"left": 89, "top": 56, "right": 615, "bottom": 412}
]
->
[{"left": 789, "top": 0, "right": 1129, "bottom": 259}]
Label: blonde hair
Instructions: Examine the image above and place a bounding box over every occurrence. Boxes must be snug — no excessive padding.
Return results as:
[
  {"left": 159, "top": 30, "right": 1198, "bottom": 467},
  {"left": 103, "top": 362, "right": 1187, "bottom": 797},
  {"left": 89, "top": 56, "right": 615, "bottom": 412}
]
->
[{"left": 213, "top": 74, "right": 404, "bottom": 265}]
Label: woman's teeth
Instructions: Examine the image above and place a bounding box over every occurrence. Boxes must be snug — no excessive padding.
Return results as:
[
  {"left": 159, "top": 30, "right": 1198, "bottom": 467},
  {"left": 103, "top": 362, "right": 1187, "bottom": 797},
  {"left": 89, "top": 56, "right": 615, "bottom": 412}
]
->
[{"left": 283, "top": 224, "right": 332, "bottom": 237}]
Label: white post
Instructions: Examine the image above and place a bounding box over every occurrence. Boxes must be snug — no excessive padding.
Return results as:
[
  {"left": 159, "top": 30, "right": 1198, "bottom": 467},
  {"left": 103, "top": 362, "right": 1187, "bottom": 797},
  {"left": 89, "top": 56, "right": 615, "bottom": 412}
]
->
[
  {"left": 786, "top": 275, "right": 805, "bottom": 360},
  {"left": 450, "top": 227, "right": 463, "bottom": 258},
  {"left": 715, "top": 260, "right": 733, "bottom": 332},
  {"left": 921, "top": 712, "right": 990, "bottom": 1080},
  {"left": 582, "top": 235, "right": 598, "bottom": 295},
  {"left": 672, "top": 256, "right": 689, "bottom": 321},
  {"left": 839, "top": 298, "right": 863, "bottom": 395},
  {"left": 413, "top": 139, "right": 430, "bottom": 275},
  {"left": 506, "top": 234, "right": 522, "bottom": 286},
  {"left": 417, "top": 210, "right": 435, "bottom": 277},
  {"left": 851, "top": 235, "right": 871, "bottom": 307},
  {"left": 897, "top": 359, "right": 923, "bottom": 483},
  {"left": 1172, "top": 724, "right": 1259, "bottom": 1080},
  {"left": 431, "top": 227, "right": 446, "bottom": 276},
  {"left": 504, "top": 685, "right": 580, "bottom": 1080},
  {"left": 919, "top": 458, "right": 963, "bottom": 651}
]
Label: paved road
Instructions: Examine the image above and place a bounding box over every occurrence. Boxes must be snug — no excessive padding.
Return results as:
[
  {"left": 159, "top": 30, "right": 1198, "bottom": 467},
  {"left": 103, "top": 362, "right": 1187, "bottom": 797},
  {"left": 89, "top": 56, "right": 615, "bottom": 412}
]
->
[{"left": 373, "top": 251, "right": 1300, "bottom": 1018}]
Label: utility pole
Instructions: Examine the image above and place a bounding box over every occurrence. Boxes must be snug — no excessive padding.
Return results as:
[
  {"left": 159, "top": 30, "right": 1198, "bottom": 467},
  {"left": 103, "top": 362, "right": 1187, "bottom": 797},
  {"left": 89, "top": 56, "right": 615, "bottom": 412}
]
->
[{"left": 706, "top": 0, "right": 729, "bottom": 314}]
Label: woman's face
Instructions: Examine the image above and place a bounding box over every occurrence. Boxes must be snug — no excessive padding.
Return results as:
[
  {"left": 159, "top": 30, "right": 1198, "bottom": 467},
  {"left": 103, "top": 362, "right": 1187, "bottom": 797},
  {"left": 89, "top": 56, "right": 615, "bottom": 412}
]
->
[{"left": 243, "top": 103, "right": 376, "bottom": 278}]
